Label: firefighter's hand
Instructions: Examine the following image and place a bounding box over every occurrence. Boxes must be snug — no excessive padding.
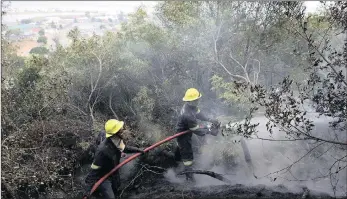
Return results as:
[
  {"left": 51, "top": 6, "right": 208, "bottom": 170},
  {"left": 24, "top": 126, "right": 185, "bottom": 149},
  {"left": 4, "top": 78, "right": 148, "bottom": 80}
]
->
[{"left": 121, "top": 152, "right": 127, "bottom": 158}]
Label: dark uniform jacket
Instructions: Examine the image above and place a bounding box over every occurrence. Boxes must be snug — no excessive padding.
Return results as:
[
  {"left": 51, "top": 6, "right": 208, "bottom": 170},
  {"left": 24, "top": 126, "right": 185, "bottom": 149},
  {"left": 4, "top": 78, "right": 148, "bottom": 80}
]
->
[
  {"left": 175, "top": 104, "right": 210, "bottom": 161},
  {"left": 85, "top": 137, "right": 142, "bottom": 192},
  {"left": 90, "top": 131, "right": 106, "bottom": 156}
]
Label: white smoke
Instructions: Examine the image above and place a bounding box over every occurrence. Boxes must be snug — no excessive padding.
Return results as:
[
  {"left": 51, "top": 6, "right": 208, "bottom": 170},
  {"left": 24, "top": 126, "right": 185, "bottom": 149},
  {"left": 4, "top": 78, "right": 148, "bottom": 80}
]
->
[{"left": 165, "top": 113, "right": 347, "bottom": 197}]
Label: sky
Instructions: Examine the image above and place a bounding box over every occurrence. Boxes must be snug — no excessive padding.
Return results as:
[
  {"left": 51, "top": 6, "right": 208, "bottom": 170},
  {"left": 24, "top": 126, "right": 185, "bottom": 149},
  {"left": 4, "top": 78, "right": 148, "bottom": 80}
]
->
[
  {"left": 4, "top": 1, "right": 321, "bottom": 13},
  {"left": 1, "top": 1, "right": 159, "bottom": 23},
  {"left": 3, "top": 1, "right": 158, "bottom": 13},
  {"left": 304, "top": 1, "right": 323, "bottom": 13},
  {"left": 1, "top": 1, "right": 323, "bottom": 24}
]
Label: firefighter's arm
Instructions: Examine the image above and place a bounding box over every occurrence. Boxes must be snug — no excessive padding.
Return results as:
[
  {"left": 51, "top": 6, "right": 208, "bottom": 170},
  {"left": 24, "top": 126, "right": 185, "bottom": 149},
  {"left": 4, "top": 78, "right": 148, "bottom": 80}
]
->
[
  {"left": 123, "top": 145, "right": 145, "bottom": 154},
  {"left": 90, "top": 151, "right": 104, "bottom": 170},
  {"left": 196, "top": 109, "right": 219, "bottom": 124},
  {"left": 191, "top": 126, "right": 210, "bottom": 136},
  {"left": 187, "top": 116, "right": 210, "bottom": 136},
  {"left": 120, "top": 140, "right": 145, "bottom": 154},
  {"left": 189, "top": 121, "right": 219, "bottom": 137},
  {"left": 95, "top": 131, "right": 106, "bottom": 145},
  {"left": 115, "top": 131, "right": 145, "bottom": 154},
  {"left": 196, "top": 108, "right": 209, "bottom": 121},
  {"left": 192, "top": 123, "right": 222, "bottom": 136}
]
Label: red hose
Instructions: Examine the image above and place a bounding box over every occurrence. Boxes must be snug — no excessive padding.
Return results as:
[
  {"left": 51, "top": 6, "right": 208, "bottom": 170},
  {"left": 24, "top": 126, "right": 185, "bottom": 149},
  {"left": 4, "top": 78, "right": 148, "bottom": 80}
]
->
[{"left": 83, "top": 130, "right": 190, "bottom": 199}]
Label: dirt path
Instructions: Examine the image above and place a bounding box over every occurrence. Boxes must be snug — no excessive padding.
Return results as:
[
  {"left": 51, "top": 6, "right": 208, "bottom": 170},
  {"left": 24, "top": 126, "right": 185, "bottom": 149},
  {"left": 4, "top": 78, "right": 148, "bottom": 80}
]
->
[{"left": 12, "top": 39, "right": 39, "bottom": 56}]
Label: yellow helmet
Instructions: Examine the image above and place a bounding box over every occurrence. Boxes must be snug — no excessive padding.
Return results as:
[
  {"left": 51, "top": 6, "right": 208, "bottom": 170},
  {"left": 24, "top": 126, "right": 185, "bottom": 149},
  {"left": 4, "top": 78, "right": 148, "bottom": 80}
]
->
[
  {"left": 105, "top": 119, "right": 124, "bottom": 138},
  {"left": 183, "top": 88, "right": 202, "bottom": 102}
]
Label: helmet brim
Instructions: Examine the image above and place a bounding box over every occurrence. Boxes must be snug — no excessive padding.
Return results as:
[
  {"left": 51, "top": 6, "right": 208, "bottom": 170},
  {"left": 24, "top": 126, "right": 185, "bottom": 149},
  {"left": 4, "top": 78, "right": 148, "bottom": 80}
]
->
[
  {"left": 182, "top": 93, "right": 202, "bottom": 102},
  {"left": 106, "top": 121, "right": 124, "bottom": 138}
]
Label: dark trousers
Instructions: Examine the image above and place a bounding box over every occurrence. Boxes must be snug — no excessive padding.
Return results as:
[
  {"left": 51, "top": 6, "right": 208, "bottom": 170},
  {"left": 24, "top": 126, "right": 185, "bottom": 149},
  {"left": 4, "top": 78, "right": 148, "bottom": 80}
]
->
[
  {"left": 174, "top": 145, "right": 195, "bottom": 182},
  {"left": 85, "top": 175, "right": 119, "bottom": 199},
  {"left": 99, "top": 179, "right": 116, "bottom": 199}
]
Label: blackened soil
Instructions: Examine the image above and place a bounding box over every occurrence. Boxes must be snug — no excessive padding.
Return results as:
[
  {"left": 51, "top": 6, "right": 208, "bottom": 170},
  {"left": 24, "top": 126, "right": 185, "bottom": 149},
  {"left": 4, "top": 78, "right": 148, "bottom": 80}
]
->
[{"left": 126, "top": 178, "right": 337, "bottom": 199}]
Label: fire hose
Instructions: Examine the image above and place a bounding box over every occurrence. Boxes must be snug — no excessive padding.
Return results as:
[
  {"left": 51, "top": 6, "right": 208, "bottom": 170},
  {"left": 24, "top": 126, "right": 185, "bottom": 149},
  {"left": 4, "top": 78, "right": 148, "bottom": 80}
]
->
[
  {"left": 83, "top": 123, "right": 254, "bottom": 198},
  {"left": 83, "top": 130, "right": 190, "bottom": 199}
]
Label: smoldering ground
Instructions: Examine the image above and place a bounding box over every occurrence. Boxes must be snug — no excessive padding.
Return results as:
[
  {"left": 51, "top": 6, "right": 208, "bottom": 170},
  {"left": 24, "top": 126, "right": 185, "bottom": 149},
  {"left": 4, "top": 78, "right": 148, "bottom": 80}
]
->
[{"left": 162, "top": 112, "right": 347, "bottom": 198}]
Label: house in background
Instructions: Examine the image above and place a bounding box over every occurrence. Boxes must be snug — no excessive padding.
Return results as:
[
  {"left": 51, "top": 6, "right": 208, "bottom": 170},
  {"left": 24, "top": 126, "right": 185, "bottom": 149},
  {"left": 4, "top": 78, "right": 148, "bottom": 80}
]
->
[
  {"left": 76, "top": 17, "right": 89, "bottom": 23},
  {"left": 60, "top": 18, "right": 74, "bottom": 27},
  {"left": 22, "top": 31, "right": 36, "bottom": 40},
  {"left": 31, "top": 27, "right": 41, "bottom": 35},
  {"left": 46, "top": 16, "right": 61, "bottom": 23}
]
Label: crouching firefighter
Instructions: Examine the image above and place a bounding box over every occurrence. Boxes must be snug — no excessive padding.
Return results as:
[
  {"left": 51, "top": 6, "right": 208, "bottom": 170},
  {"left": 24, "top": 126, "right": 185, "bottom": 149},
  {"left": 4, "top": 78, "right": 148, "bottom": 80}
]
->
[
  {"left": 84, "top": 119, "right": 145, "bottom": 199},
  {"left": 175, "top": 88, "right": 220, "bottom": 182}
]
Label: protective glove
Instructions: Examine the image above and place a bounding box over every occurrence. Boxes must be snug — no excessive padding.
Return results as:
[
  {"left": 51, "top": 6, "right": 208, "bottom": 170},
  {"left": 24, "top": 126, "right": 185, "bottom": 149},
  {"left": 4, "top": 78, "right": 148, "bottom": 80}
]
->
[{"left": 133, "top": 147, "right": 146, "bottom": 154}]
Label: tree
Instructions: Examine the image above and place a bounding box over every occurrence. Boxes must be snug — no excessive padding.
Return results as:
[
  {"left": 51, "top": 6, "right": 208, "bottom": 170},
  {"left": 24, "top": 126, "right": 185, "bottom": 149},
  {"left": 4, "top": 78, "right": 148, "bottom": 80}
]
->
[
  {"left": 52, "top": 36, "right": 60, "bottom": 47},
  {"left": 156, "top": 2, "right": 306, "bottom": 113},
  {"left": 67, "top": 26, "right": 81, "bottom": 44},
  {"left": 156, "top": 1, "right": 346, "bottom": 195},
  {"left": 1, "top": 3, "right": 89, "bottom": 199},
  {"left": 50, "top": 21, "right": 56, "bottom": 28},
  {"left": 227, "top": 2, "right": 347, "bottom": 196},
  {"left": 29, "top": 46, "right": 49, "bottom": 55},
  {"left": 1, "top": 54, "right": 90, "bottom": 199},
  {"left": 38, "top": 29, "right": 45, "bottom": 36},
  {"left": 117, "top": 11, "right": 125, "bottom": 22},
  {"left": 5, "top": 28, "right": 22, "bottom": 38},
  {"left": 2, "top": 1, "right": 346, "bottom": 198},
  {"left": 37, "top": 36, "right": 47, "bottom": 44}
]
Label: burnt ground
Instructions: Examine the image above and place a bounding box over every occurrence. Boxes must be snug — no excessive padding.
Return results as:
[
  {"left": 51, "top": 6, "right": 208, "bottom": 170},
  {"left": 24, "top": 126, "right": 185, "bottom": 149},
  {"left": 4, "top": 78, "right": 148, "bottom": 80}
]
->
[
  {"left": 72, "top": 150, "right": 345, "bottom": 199},
  {"left": 111, "top": 151, "right": 345, "bottom": 199},
  {"left": 71, "top": 165, "right": 345, "bottom": 199},
  {"left": 123, "top": 177, "right": 339, "bottom": 199}
]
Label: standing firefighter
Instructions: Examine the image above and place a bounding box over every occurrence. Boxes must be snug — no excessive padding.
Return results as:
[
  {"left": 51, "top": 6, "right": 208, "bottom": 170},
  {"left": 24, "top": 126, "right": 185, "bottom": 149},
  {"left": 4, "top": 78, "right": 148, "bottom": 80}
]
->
[
  {"left": 84, "top": 119, "right": 145, "bottom": 199},
  {"left": 175, "top": 88, "right": 219, "bottom": 182}
]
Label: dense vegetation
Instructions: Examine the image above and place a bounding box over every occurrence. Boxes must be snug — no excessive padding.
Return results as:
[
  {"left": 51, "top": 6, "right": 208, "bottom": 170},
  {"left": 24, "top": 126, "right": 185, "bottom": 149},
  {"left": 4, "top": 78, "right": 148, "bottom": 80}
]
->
[
  {"left": 29, "top": 46, "right": 49, "bottom": 55},
  {"left": 1, "top": 1, "right": 346, "bottom": 198}
]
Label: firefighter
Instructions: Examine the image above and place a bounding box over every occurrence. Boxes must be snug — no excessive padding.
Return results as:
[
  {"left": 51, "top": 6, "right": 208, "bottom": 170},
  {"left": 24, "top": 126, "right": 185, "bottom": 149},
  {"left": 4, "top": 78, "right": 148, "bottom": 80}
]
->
[
  {"left": 175, "top": 88, "right": 219, "bottom": 182},
  {"left": 84, "top": 119, "right": 145, "bottom": 199}
]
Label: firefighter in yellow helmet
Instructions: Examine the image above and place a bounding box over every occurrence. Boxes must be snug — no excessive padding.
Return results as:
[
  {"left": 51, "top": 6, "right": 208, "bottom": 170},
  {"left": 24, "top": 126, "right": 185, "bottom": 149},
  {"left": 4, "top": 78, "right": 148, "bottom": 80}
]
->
[
  {"left": 84, "top": 119, "right": 145, "bottom": 199},
  {"left": 175, "top": 88, "right": 219, "bottom": 182}
]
